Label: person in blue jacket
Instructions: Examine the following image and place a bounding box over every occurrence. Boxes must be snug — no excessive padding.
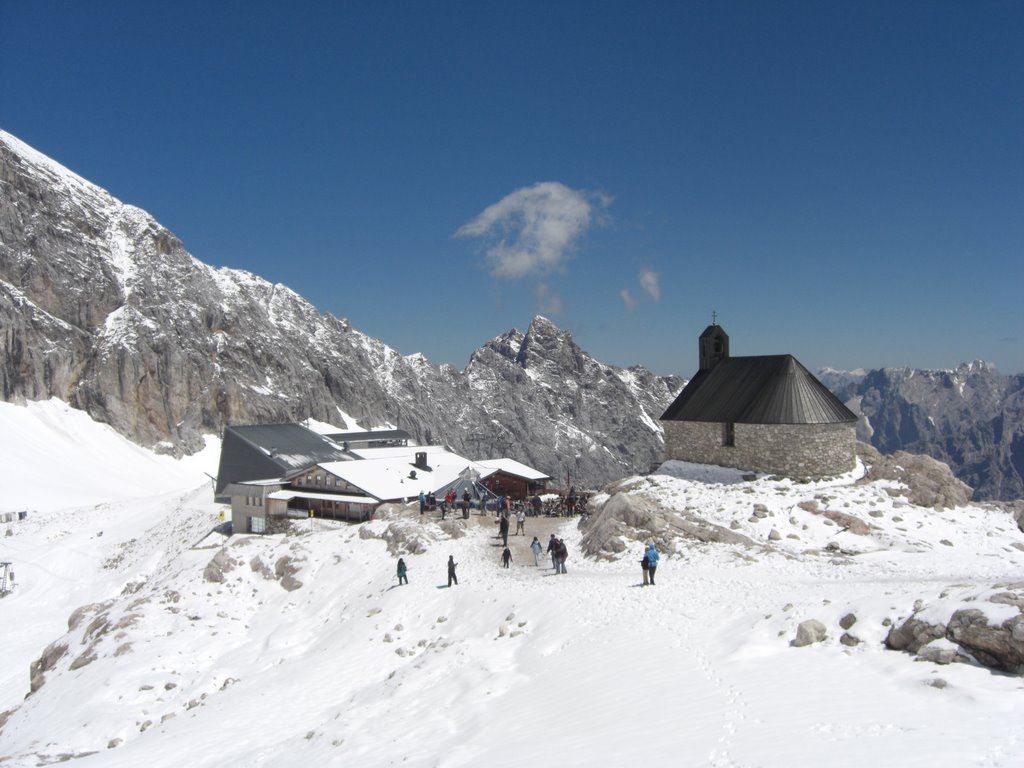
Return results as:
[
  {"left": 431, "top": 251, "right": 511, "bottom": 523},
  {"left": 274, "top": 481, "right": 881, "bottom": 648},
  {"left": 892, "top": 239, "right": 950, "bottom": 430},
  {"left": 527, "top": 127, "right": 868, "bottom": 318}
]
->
[{"left": 645, "top": 543, "right": 660, "bottom": 585}]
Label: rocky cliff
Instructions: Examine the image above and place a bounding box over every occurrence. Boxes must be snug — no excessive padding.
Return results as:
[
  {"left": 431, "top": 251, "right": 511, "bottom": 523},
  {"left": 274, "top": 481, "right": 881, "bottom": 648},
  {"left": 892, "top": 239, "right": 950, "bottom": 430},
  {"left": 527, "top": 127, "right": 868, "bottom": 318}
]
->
[
  {"left": 0, "top": 131, "right": 683, "bottom": 489},
  {"left": 826, "top": 364, "right": 1024, "bottom": 501}
]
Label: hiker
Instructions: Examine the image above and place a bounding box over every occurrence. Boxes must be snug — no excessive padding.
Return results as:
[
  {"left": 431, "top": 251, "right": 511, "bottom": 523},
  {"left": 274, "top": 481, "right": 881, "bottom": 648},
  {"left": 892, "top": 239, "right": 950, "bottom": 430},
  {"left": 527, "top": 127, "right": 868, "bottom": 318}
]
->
[
  {"left": 397, "top": 557, "right": 408, "bottom": 585},
  {"left": 640, "top": 549, "right": 650, "bottom": 586},
  {"left": 566, "top": 486, "right": 577, "bottom": 516},
  {"left": 531, "top": 494, "right": 542, "bottom": 517},
  {"left": 461, "top": 489, "right": 471, "bottom": 518},
  {"left": 515, "top": 508, "right": 526, "bottom": 536},
  {"left": 499, "top": 514, "right": 510, "bottom": 547},
  {"left": 496, "top": 495, "right": 506, "bottom": 518},
  {"left": 501, "top": 547, "right": 512, "bottom": 568},
  {"left": 447, "top": 555, "right": 458, "bottom": 587},
  {"left": 556, "top": 538, "right": 568, "bottom": 574},
  {"left": 645, "top": 543, "right": 660, "bottom": 585},
  {"left": 530, "top": 536, "right": 542, "bottom": 566},
  {"left": 419, "top": 491, "right": 426, "bottom": 515},
  {"left": 444, "top": 488, "right": 456, "bottom": 516},
  {"left": 546, "top": 534, "right": 558, "bottom": 570}
]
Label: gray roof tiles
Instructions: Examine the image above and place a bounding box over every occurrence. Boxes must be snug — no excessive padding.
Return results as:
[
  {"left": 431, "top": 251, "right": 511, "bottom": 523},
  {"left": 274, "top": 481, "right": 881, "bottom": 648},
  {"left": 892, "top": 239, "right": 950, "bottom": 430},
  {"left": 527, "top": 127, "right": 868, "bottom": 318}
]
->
[{"left": 661, "top": 355, "right": 857, "bottom": 425}]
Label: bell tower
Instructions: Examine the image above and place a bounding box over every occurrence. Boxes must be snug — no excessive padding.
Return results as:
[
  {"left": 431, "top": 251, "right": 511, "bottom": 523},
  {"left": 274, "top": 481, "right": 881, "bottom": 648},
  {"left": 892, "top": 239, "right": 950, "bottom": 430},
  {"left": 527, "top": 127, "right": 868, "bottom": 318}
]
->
[{"left": 698, "top": 319, "right": 729, "bottom": 371}]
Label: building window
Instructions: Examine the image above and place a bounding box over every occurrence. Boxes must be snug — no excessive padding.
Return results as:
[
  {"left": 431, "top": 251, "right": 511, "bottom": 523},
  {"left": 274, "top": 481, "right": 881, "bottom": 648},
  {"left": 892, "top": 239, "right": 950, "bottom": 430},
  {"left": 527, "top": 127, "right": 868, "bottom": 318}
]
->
[
  {"left": 250, "top": 516, "right": 266, "bottom": 534},
  {"left": 724, "top": 423, "right": 735, "bottom": 447}
]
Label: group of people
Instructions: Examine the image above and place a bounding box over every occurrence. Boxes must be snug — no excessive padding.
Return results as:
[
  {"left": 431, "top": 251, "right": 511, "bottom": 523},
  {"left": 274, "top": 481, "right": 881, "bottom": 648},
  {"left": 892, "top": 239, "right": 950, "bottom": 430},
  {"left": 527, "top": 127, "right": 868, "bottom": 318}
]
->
[
  {"left": 419, "top": 489, "right": 475, "bottom": 520},
  {"left": 420, "top": 488, "right": 589, "bottom": 522},
  {"left": 495, "top": 506, "right": 528, "bottom": 546},
  {"left": 545, "top": 533, "right": 569, "bottom": 574},
  {"left": 398, "top": 540, "right": 660, "bottom": 587}
]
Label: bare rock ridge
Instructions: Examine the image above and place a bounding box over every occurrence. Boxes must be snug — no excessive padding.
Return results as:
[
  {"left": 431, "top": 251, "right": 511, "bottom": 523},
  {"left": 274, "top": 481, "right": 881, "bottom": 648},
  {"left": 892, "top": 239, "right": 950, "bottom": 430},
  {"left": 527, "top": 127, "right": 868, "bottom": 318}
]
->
[
  {"left": 0, "top": 130, "right": 682, "bottom": 489},
  {"left": 825, "top": 366, "right": 1024, "bottom": 501}
]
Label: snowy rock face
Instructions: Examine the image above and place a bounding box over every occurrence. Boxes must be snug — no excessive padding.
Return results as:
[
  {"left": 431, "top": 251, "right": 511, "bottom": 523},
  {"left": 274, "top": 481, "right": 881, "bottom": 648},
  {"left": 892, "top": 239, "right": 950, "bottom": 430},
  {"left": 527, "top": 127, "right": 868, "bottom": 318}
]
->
[
  {"left": 830, "top": 365, "right": 1024, "bottom": 501},
  {"left": 0, "top": 132, "right": 681, "bottom": 488},
  {"left": 885, "top": 583, "right": 1024, "bottom": 674}
]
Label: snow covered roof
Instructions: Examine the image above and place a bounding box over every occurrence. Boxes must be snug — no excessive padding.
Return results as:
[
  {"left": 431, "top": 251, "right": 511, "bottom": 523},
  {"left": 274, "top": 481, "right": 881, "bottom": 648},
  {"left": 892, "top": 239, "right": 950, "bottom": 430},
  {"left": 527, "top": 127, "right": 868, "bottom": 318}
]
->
[
  {"left": 475, "top": 458, "right": 551, "bottom": 481},
  {"left": 318, "top": 457, "right": 475, "bottom": 502},
  {"left": 346, "top": 444, "right": 455, "bottom": 461}
]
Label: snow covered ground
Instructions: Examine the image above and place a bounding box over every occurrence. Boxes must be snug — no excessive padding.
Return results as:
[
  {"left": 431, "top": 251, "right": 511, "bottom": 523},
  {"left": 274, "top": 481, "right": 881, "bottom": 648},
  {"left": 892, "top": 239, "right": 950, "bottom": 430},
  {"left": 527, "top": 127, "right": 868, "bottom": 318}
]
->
[{"left": 1, "top": 399, "right": 1022, "bottom": 767}]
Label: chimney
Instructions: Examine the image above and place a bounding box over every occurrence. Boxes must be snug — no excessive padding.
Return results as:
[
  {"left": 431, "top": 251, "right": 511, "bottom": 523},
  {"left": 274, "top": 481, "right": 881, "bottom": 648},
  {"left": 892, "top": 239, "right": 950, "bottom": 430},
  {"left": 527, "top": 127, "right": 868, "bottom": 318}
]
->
[{"left": 415, "top": 451, "right": 428, "bottom": 470}]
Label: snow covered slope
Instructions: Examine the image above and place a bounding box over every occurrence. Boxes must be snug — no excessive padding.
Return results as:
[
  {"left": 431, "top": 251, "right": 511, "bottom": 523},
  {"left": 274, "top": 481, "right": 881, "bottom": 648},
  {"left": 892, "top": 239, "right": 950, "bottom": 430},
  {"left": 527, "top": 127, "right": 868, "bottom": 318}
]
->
[{"left": 1, "top": 403, "right": 1023, "bottom": 767}]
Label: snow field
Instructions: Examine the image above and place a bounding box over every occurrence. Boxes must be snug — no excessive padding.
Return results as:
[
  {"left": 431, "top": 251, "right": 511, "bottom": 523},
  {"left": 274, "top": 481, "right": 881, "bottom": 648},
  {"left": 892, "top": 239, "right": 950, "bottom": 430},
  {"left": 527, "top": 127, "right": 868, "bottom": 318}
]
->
[{"left": 1, "top": 400, "right": 1024, "bottom": 766}]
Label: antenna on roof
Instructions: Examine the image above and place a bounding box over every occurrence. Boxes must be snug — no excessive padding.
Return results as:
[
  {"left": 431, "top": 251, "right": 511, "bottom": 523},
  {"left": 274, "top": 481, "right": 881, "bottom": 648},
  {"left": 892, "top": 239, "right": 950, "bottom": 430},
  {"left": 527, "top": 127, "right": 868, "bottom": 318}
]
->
[{"left": 712, "top": 310, "right": 718, "bottom": 325}]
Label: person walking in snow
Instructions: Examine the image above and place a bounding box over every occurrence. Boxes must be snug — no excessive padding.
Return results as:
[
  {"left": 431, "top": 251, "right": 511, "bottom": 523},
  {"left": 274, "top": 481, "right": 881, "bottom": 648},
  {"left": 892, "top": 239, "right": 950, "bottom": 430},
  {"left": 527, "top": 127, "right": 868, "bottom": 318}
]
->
[
  {"left": 397, "top": 557, "right": 408, "bottom": 585},
  {"left": 501, "top": 546, "right": 512, "bottom": 568},
  {"left": 645, "top": 543, "right": 660, "bottom": 585},
  {"left": 515, "top": 508, "right": 526, "bottom": 536},
  {"left": 640, "top": 549, "right": 650, "bottom": 586},
  {"left": 530, "top": 536, "right": 542, "bottom": 566},
  {"left": 461, "top": 489, "right": 471, "bottom": 518},
  {"left": 447, "top": 555, "right": 458, "bottom": 587},
  {"left": 419, "top": 491, "right": 426, "bottom": 515},
  {"left": 531, "top": 494, "right": 542, "bottom": 517},
  {"left": 556, "top": 538, "right": 568, "bottom": 574},
  {"left": 546, "top": 534, "right": 558, "bottom": 570},
  {"left": 499, "top": 514, "right": 510, "bottom": 547}
]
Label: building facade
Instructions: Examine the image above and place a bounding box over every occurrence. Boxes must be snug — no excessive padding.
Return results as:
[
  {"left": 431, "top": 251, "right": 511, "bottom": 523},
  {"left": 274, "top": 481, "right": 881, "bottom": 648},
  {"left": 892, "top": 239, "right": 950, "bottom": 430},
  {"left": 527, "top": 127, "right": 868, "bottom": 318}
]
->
[{"left": 660, "top": 325, "right": 856, "bottom": 479}]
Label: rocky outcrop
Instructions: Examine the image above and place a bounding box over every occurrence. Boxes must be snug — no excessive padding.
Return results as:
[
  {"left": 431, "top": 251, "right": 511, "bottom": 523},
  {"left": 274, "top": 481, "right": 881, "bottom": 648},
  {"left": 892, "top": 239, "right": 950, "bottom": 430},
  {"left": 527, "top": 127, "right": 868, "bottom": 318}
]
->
[
  {"left": 856, "top": 443, "right": 973, "bottom": 509},
  {"left": 578, "top": 478, "right": 756, "bottom": 559},
  {"left": 885, "top": 583, "right": 1024, "bottom": 674},
  {"left": 0, "top": 131, "right": 682, "bottom": 490}
]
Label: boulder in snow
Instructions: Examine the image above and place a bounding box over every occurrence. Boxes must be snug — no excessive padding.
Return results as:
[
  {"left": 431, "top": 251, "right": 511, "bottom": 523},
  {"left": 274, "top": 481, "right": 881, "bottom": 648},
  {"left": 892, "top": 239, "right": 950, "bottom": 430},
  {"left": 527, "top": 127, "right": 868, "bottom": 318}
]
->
[{"left": 792, "top": 619, "right": 827, "bottom": 647}]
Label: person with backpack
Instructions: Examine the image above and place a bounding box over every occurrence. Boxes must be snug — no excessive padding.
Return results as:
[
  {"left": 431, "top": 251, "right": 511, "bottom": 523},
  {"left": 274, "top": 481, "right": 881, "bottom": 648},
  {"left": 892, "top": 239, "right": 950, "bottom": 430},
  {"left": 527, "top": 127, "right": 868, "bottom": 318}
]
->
[
  {"left": 640, "top": 549, "right": 650, "bottom": 586},
  {"left": 397, "top": 557, "right": 408, "bottom": 585},
  {"left": 645, "top": 543, "right": 660, "bottom": 585},
  {"left": 501, "top": 546, "right": 512, "bottom": 568},
  {"left": 515, "top": 507, "right": 526, "bottom": 536}
]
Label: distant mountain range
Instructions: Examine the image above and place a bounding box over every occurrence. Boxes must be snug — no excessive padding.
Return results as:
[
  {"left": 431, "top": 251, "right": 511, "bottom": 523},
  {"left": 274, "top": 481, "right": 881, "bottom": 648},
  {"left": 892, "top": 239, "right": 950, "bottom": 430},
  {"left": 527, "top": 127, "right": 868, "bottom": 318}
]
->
[
  {"left": 1, "top": 130, "right": 1021, "bottom": 499},
  {"left": 822, "top": 364, "right": 1024, "bottom": 501}
]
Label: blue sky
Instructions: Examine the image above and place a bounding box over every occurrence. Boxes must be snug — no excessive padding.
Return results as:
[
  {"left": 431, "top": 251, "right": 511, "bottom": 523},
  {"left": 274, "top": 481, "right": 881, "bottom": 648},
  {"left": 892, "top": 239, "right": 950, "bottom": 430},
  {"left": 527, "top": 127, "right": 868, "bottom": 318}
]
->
[{"left": 3, "top": 1, "right": 1022, "bottom": 375}]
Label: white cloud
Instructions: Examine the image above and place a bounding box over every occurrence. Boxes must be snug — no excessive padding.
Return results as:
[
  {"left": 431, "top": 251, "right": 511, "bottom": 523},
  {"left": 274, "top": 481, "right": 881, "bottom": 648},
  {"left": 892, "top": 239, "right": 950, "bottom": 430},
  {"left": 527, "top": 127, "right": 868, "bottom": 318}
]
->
[
  {"left": 620, "top": 287, "right": 636, "bottom": 311},
  {"left": 455, "top": 182, "right": 609, "bottom": 280},
  {"left": 639, "top": 268, "right": 661, "bottom": 302}
]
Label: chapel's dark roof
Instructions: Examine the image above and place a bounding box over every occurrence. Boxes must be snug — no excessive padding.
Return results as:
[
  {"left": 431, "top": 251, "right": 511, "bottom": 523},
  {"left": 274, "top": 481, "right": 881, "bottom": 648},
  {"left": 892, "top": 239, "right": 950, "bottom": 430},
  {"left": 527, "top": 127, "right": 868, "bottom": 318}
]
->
[{"left": 661, "top": 355, "right": 857, "bottom": 425}]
